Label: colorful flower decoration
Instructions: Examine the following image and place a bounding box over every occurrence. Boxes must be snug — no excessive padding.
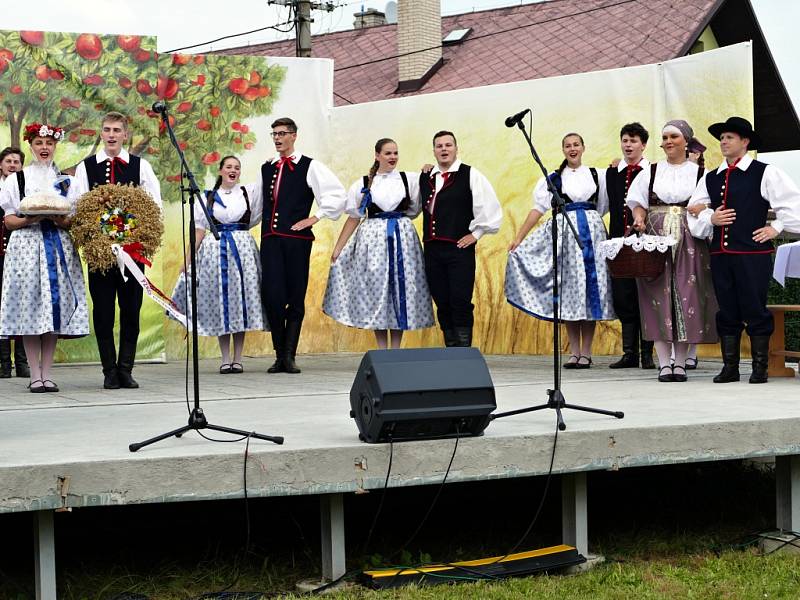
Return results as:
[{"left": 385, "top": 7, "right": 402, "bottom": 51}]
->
[
  {"left": 98, "top": 206, "right": 138, "bottom": 243},
  {"left": 23, "top": 122, "right": 65, "bottom": 143}
]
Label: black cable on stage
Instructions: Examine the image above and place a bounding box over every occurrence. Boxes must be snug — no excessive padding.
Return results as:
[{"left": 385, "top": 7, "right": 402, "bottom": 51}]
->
[
  {"left": 333, "top": 0, "right": 637, "bottom": 73},
  {"left": 360, "top": 436, "right": 394, "bottom": 555}
]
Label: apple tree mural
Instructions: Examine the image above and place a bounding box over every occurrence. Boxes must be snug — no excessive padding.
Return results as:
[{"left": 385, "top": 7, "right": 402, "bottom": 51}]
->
[{"left": 0, "top": 29, "right": 286, "bottom": 195}]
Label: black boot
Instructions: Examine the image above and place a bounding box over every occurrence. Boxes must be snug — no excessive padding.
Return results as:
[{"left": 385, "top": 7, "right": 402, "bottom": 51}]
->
[
  {"left": 443, "top": 329, "right": 457, "bottom": 347},
  {"left": 117, "top": 340, "right": 139, "bottom": 389},
  {"left": 267, "top": 329, "right": 286, "bottom": 374},
  {"left": 0, "top": 340, "right": 12, "bottom": 378},
  {"left": 13, "top": 341, "right": 30, "bottom": 378},
  {"left": 713, "top": 335, "right": 741, "bottom": 383},
  {"left": 453, "top": 326, "right": 472, "bottom": 347},
  {"left": 749, "top": 335, "right": 770, "bottom": 384},
  {"left": 640, "top": 339, "right": 656, "bottom": 369},
  {"left": 282, "top": 320, "right": 302, "bottom": 374},
  {"left": 97, "top": 338, "right": 120, "bottom": 389},
  {"left": 609, "top": 322, "right": 639, "bottom": 369}
]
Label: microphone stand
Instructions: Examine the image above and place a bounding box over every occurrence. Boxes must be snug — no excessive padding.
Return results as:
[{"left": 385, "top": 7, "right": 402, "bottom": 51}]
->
[
  {"left": 129, "top": 104, "right": 283, "bottom": 452},
  {"left": 492, "top": 114, "right": 623, "bottom": 431}
]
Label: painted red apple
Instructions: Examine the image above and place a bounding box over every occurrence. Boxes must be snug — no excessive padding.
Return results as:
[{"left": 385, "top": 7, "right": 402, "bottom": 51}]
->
[
  {"left": 258, "top": 85, "right": 271, "bottom": 97},
  {"left": 193, "top": 56, "right": 204, "bottom": 65},
  {"left": 38, "top": 94, "right": 46, "bottom": 101},
  {"left": 136, "top": 79, "right": 153, "bottom": 95},
  {"left": 239, "top": 124, "right": 249, "bottom": 134},
  {"left": 20, "top": 31, "right": 44, "bottom": 46},
  {"left": 49, "top": 69, "right": 64, "bottom": 80},
  {"left": 177, "top": 101, "right": 192, "bottom": 113},
  {"left": 83, "top": 74, "right": 104, "bottom": 86},
  {"left": 244, "top": 142, "right": 254, "bottom": 150},
  {"left": 10, "top": 85, "right": 22, "bottom": 94},
  {"left": 137, "top": 107, "right": 146, "bottom": 115},
  {"left": 228, "top": 78, "right": 249, "bottom": 95},
  {"left": 243, "top": 87, "right": 260, "bottom": 101},
  {"left": 231, "top": 122, "right": 241, "bottom": 131},
  {"left": 196, "top": 119, "right": 212, "bottom": 131},
  {"left": 119, "top": 77, "right": 132, "bottom": 89},
  {"left": 201, "top": 151, "right": 220, "bottom": 165},
  {"left": 146, "top": 147, "right": 158, "bottom": 155},
  {"left": 156, "top": 75, "right": 179, "bottom": 100},
  {"left": 234, "top": 137, "right": 242, "bottom": 144},
  {"left": 75, "top": 34, "right": 103, "bottom": 60},
  {"left": 117, "top": 35, "right": 141, "bottom": 52},
  {"left": 209, "top": 106, "right": 221, "bottom": 117},
  {"left": 34, "top": 65, "right": 50, "bottom": 81},
  {"left": 172, "top": 54, "right": 191, "bottom": 65},
  {"left": 133, "top": 50, "right": 151, "bottom": 63},
  {"left": 80, "top": 129, "right": 97, "bottom": 136},
  {"left": 0, "top": 49, "right": 13, "bottom": 61},
  {"left": 178, "top": 141, "right": 188, "bottom": 150},
  {"left": 0, "top": 60, "right": 8, "bottom": 75},
  {"left": 193, "top": 74, "right": 206, "bottom": 86},
  {"left": 249, "top": 71, "right": 261, "bottom": 85},
  {"left": 68, "top": 132, "right": 80, "bottom": 143}
]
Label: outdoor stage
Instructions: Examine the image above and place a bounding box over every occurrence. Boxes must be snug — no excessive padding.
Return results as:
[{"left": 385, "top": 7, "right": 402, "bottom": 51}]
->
[{"left": 1, "top": 352, "right": 799, "bottom": 598}]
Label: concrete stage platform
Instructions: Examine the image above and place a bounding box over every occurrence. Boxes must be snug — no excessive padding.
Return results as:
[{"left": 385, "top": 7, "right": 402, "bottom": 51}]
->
[{"left": 1, "top": 353, "right": 799, "bottom": 598}]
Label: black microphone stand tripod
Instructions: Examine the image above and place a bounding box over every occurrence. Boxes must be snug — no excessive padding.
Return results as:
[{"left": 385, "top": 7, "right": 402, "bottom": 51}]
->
[
  {"left": 492, "top": 112, "right": 623, "bottom": 431},
  {"left": 129, "top": 102, "right": 283, "bottom": 452}
]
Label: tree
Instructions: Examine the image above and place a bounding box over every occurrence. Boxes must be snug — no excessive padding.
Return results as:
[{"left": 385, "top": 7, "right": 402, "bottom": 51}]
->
[{"left": 0, "top": 29, "right": 286, "bottom": 192}]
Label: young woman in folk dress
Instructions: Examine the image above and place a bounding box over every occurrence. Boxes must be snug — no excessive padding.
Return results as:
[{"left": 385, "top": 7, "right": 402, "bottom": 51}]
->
[
  {"left": 323, "top": 138, "right": 433, "bottom": 348},
  {"left": 172, "top": 155, "right": 267, "bottom": 373},
  {"left": 0, "top": 123, "right": 89, "bottom": 392}
]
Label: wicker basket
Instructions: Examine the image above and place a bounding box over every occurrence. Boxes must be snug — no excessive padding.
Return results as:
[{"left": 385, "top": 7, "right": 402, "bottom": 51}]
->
[{"left": 607, "top": 246, "right": 667, "bottom": 279}]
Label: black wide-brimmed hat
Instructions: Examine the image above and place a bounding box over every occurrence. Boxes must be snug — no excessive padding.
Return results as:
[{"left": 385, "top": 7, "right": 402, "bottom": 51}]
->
[{"left": 708, "top": 116, "right": 762, "bottom": 150}]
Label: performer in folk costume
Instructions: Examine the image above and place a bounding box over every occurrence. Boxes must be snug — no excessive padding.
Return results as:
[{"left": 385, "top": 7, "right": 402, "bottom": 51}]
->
[
  {"left": 0, "top": 146, "right": 30, "bottom": 378},
  {"left": 606, "top": 123, "right": 655, "bottom": 369},
  {"left": 258, "top": 117, "right": 346, "bottom": 374},
  {"left": 323, "top": 138, "right": 434, "bottom": 348},
  {"left": 506, "top": 133, "right": 615, "bottom": 368},
  {"left": 421, "top": 131, "right": 502, "bottom": 347},
  {"left": 689, "top": 116, "right": 800, "bottom": 384},
  {"left": 628, "top": 120, "right": 717, "bottom": 383},
  {"left": 172, "top": 155, "right": 268, "bottom": 374},
  {"left": 69, "top": 111, "right": 162, "bottom": 390},
  {"left": 0, "top": 124, "right": 89, "bottom": 393}
]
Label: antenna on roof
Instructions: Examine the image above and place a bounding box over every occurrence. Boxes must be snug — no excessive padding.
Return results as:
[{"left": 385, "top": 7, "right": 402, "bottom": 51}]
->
[{"left": 385, "top": 1, "right": 397, "bottom": 24}]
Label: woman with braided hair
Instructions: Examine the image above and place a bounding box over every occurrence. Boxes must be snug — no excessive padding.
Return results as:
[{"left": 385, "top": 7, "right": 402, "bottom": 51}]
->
[
  {"left": 172, "top": 155, "right": 267, "bottom": 374},
  {"left": 323, "top": 138, "right": 433, "bottom": 348},
  {"left": 505, "top": 132, "right": 615, "bottom": 368}
]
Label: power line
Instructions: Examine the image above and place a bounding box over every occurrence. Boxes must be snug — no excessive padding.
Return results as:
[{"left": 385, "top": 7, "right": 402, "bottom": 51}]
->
[
  {"left": 333, "top": 0, "right": 637, "bottom": 72},
  {"left": 164, "top": 19, "right": 295, "bottom": 53}
]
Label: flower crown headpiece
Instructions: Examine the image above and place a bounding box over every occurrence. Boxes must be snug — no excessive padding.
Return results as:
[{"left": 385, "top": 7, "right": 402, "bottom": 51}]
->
[{"left": 23, "top": 122, "right": 65, "bottom": 143}]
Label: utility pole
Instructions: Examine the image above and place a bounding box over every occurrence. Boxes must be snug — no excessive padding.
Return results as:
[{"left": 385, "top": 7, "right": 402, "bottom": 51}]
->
[{"left": 267, "top": 0, "right": 335, "bottom": 57}]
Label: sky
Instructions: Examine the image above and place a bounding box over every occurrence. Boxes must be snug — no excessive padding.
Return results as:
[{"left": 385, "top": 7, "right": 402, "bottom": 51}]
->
[{"left": 2, "top": 0, "right": 799, "bottom": 171}]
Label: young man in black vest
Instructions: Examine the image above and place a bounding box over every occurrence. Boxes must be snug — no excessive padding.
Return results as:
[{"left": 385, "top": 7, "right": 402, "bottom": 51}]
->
[
  {"left": 70, "top": 111, "right": 162, "bottom": 389},
  {"left": 259, "top": 117, "right": 346, "bottom": 373},
  {"left": 420, "top": 131, "right": 502, "bottom": 347},
  {"left": 606, "top": 123, "right": 655, "bottom": 369},
  {"left": 690, "top": 116, "right": 800, "bottom": 383}
]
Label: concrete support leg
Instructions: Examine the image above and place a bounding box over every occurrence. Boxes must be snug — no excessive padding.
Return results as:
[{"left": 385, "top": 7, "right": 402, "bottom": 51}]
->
[
  {"left": 320, "top": 493, "right": 346, "bottom": 581},
  {"left": 776, "top": 455, "right": 800, "bottom": 532},
  {"left": 33, "top": 510, "right": 56, "bottom": 600},
  {"left": 562, "top": 472, "right": 588, "bottom": 556}
]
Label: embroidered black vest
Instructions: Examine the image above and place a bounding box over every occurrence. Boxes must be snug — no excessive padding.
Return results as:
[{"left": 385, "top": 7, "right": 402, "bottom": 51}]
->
[
  {"left": 606, "top": 164, "right": 643, "bottom": 237},
  {"left": 706, "top": 160, "right": 772, "bottom": 255},
  {"left": 362, "top": 172, "right": 411, "bottom": 218},
  {"left": 261, "top": 156, "right": 315, "bottom": 240},
  {"left": 206, "top": 187, "right": 251, "bottom": 227},
  {"left": 84, "top": 154, "right": 142, "bottom": 187},
  {"left": 420, "top": 163, "right": 473, "bottom": 243}
]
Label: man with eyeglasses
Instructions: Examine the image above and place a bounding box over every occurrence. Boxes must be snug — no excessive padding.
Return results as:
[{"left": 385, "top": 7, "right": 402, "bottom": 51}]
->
[{"left": 257, "top": 117, "right": 346, "bottom": 373}]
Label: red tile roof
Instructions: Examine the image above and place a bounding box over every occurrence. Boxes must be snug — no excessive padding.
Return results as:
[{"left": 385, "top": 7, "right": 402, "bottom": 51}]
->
[{"left": 219, "top": 0, "right": 721, "bottom": 106}]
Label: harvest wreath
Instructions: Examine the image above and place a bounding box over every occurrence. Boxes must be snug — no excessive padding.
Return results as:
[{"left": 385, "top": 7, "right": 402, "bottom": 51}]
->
[{"left": 72, "top": 183, "right": 163, "bottom": 272}]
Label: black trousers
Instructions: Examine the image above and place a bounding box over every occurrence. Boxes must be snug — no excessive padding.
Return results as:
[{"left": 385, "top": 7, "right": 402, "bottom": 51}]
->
[
  {"left": 710, "top": 253, "right": 774, "bottom": 337},
  {"left": 611, "top": 277, "right": 641, "bottom": 325},
  {"left": 88, "top": 264, "right": 144, "bottom": 344},
  {"left": 424, "top": 241, "right": 475, "bottom": 330},
  {"left": 260, "top": 235, "right": 312, "bottom": 342}
]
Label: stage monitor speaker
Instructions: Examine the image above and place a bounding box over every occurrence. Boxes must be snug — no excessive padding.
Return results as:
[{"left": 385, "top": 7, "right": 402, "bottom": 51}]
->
[{"left": 349, "top": 348, "right": 496, "bottom": 443}]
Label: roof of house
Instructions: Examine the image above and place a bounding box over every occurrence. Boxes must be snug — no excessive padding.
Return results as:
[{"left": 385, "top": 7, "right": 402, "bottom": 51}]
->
[{"left": 218, "top": 0, "right": 800, "bottom": 152}]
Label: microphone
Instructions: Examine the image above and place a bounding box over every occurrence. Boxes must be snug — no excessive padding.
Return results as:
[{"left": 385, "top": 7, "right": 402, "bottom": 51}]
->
[
  {"left": 505, "top": 108, "right": 531, "bottom": 128},
  {"left": 151, "top": 101, "right": 167, "bottom": 114}
]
